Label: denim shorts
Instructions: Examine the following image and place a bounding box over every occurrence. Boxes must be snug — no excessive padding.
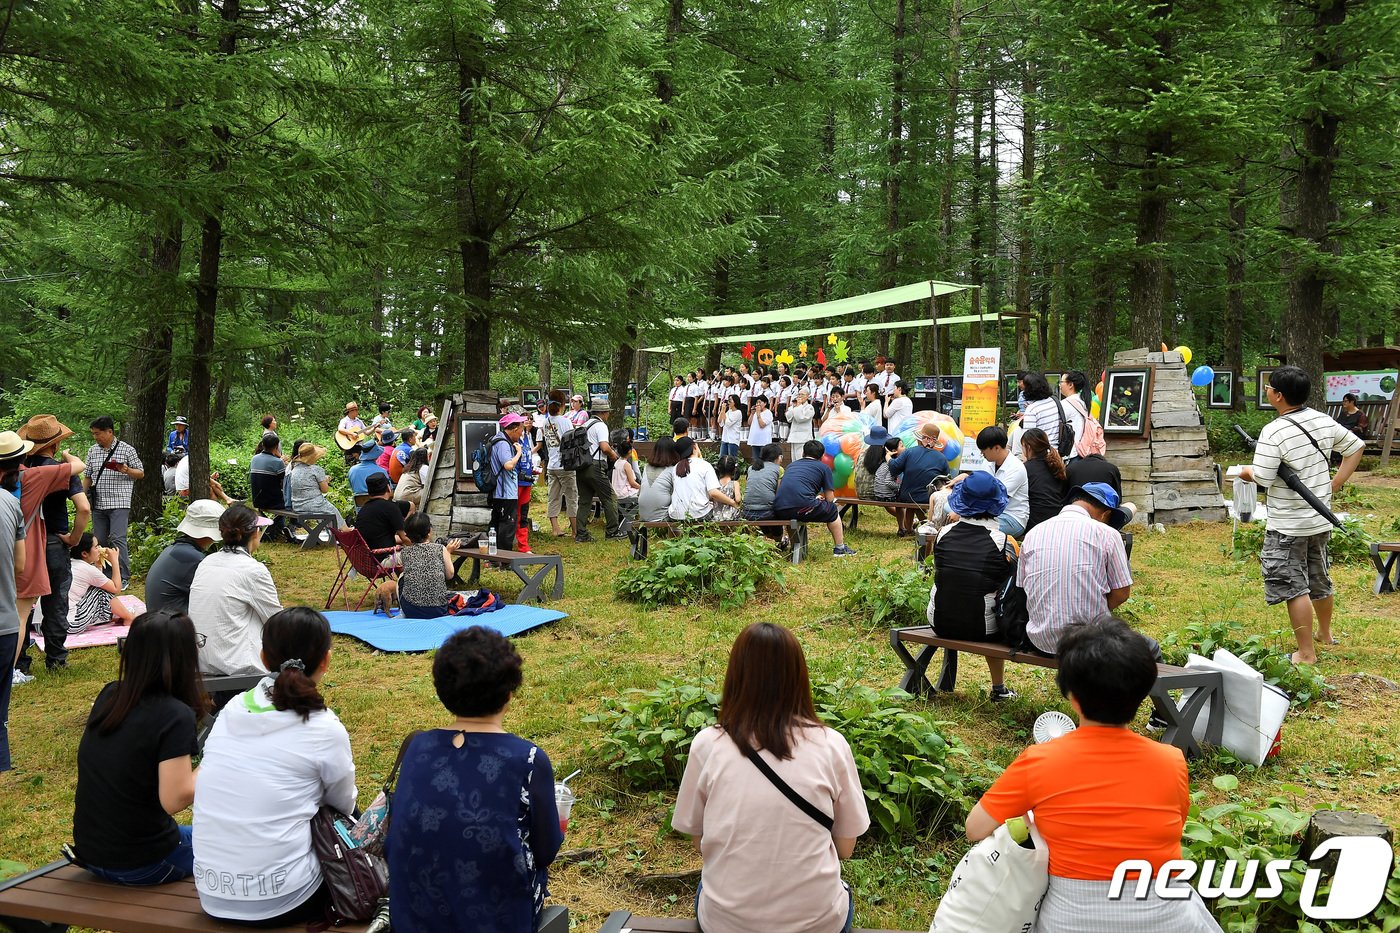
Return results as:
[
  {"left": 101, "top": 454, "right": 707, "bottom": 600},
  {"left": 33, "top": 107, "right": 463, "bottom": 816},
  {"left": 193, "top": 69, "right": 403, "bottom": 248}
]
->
[{"left": 81, "top": 824, "right": 194, "bottom": 886}]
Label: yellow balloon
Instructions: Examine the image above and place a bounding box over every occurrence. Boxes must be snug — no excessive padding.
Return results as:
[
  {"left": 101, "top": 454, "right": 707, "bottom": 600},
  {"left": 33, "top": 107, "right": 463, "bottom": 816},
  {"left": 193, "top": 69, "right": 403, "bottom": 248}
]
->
[{"left": 1175, "top": 345, "right": 1192, "bottom": 365}]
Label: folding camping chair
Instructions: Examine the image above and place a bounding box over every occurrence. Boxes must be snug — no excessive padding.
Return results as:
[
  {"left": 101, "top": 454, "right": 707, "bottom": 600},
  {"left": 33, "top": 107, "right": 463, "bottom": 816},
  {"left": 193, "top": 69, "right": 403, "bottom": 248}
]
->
[{"left": 326, "top": 527, "right": 402, "bottom": 614}]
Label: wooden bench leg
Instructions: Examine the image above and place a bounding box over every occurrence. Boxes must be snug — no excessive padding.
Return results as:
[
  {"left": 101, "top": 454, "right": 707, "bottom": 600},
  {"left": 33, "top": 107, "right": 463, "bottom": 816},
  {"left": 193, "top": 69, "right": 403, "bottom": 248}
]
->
[
  {"left": 849, "top": 503, "right": 860, "bottom": 531},
  {"left": 300, "top": 516, "right": 333, "bottom": 550},
  {"left": 889, "top": 628, "right": 939, "bottom": 696},
  {"left": 465, "top": 556, "right": 483, "bottom": 588},
  {"left": 1149, "top": 675, "right": 1223, "bottom": 759},
  {"left": 630, "top": 525, "right": 647, "bottom": 561},
  {"left": 1372, "top": 545, "right": 1398, "bottom": 595},
  {"left": 512, "top": 558, "right": 564, "bottom": 603},
  {"left": 935, "top": 650, "right": 959, "bottom": 692},
  {"left": 789, "top": 520, "right": 807, "bottom": 564}
]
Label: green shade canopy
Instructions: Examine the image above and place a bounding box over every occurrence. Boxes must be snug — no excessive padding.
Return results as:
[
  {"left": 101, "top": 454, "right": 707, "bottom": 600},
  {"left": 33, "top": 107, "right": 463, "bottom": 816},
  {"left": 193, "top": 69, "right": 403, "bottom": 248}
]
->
[{"left": 644, "top": 279, "right": 981, "bottom": 352}]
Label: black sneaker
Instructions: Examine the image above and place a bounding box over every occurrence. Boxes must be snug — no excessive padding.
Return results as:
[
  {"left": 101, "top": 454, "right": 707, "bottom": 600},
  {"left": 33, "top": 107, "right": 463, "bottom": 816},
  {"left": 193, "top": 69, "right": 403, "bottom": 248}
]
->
[
  {"left": 575, "top": 532, "right": 595, "bottom": 543},
  {"left": 832, "top": 544, "right": 856, "bottom": 557},
  {"left": 605, "top": 531, "right": 629, "bottom": 540},
  {"left": 990, "top": 685, "right": 1018, "bottom": 702}
]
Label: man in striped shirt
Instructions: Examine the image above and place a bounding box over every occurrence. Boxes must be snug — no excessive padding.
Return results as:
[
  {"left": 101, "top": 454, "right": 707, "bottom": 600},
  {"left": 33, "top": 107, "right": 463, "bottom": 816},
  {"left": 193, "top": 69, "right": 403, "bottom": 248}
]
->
[
  {"left": 1018, "top": 483, "right": 1133, "bottom": 654},
  {"left": 1239, "top": 365, "right": 1364, "bottom": 665}
]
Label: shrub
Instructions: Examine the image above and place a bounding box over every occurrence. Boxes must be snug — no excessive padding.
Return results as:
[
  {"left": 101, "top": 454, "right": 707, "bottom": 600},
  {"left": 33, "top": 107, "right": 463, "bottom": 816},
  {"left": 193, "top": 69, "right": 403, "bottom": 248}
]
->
[
  {"left": 1224, "top": 516, "right": 1372, "bottom": 566},
  {"left": 1160, "top": 621, "right": 1329, "bottom": 707},
  {"left": 614, "top": 529, "right": 785, "bottom": 609},
  {"left": 127, "top": 496, "right": 188, "bottom": 580},
  {"left": 842, "top": 562, "right": 930, "bottom": 628},
  {"left": 1186, "top": 782, "right": 1400, "bottom": 931},
  {"left": 585, "top": 678, "right": 980, "bottom": 839}
]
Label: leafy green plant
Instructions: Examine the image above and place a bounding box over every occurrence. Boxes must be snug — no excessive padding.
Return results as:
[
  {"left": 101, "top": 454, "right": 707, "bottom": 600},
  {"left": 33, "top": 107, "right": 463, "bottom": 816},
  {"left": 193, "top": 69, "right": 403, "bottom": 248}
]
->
[
  {"left": 1161, "top": 621, "right": 1329, "bottom": 707},
  {"left": 1224, "top": 516, "right": 1373, "bottom": 566},
  {"left": 585, "top": 677, "right": 980, "bottom": 839},
  {"left": 842, "top": 562, "right": 930, "bottom": 628},
  {"left": 614, "top": 530, "right": 786, "bottom": 609},
  {"left": 127, "top": 496, "right": 189, "bottom": 580},
  {"left": 1185, "top": 783, "right": 1400, "bottom": 932}
]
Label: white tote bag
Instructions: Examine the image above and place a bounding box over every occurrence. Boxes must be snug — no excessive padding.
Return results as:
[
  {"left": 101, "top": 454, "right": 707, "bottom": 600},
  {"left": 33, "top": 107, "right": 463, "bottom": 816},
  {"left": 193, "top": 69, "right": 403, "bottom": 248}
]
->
[
  {"left": 930, "top": 818, "right": 1049, "bottom": 933},
  {"left": 1179, "top": 649, "right": 1289, "bottom": 766}
]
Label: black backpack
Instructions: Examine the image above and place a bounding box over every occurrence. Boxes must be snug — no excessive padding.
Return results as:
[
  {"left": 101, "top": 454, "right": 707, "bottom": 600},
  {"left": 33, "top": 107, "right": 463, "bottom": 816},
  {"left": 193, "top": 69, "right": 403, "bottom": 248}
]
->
[
  {"left": 1051, "top": 396, "right": 1076, "bottom": 458},
  {"left": 995, "top": 547, "right": 1033, "bottom": 654},
  {"left": 560, "top": 418, "right": 598, "bottom": 471},
  {"left": 472, "top": 432, "right": 505, "bottom": 494}
]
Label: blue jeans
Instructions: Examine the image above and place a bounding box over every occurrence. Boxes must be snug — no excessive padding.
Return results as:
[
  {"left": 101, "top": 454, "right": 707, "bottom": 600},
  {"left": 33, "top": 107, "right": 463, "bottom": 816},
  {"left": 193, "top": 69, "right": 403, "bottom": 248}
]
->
[
  {"left": 719, "top": 442, "right": 739, "bottom": 459},
  {"left": 0, "top": 631, "right": 15, "bottom": 771},
  {"left": 83, "top": 825, "right": 194, "bottom": 885},
  {"left": 997, "top": 513, "right": 1026, "bottom": 537},
  {"left": 695, "top": 878, "right": 853, "bottom": 933}
]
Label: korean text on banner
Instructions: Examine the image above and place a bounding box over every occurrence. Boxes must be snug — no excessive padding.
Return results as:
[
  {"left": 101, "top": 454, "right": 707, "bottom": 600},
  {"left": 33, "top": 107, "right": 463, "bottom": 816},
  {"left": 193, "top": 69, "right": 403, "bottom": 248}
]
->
[{"left": 959, "top": 348, "right": 1001, "bottom": 472}]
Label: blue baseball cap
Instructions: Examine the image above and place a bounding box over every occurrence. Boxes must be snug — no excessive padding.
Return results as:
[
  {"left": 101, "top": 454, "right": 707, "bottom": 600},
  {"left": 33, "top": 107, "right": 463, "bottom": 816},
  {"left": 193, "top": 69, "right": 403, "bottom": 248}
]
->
[{"left": 1070, "top": 482, "right": 1131, "bottom": 529}]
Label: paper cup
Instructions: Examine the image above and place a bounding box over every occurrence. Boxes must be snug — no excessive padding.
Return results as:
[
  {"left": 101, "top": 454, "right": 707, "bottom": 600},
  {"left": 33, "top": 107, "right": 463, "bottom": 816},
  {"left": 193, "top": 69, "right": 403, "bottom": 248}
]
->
[{"left": 555, "top": 783, "right": 575, "bottom": 834}]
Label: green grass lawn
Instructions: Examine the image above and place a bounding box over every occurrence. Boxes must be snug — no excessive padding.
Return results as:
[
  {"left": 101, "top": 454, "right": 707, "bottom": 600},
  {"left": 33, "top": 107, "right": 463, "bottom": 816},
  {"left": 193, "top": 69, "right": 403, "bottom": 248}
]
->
[{"left": 2, "top": 476, "right": 1398, "bottom": 932}]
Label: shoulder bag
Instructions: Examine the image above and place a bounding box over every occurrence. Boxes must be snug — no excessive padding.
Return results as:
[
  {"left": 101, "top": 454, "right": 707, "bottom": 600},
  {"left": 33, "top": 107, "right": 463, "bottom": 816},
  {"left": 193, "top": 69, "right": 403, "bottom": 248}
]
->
[
  {"left": 311, "top": 806, "right": 389, "bottom": 922},
  {"left": 745, "top": 748, "right": 834, "bottom": 831},
  {"left": 87, "top": 444, "right": 119, "bottom": 510},
  {"left": 350, "top": 729, "right": 422, "bottom": 856},
  {"left": 1050, "top": 396, "right": 1076, "bottom": 458},
  {"left": 930, "top": 817, "right": 1049, "bottom": 933}
]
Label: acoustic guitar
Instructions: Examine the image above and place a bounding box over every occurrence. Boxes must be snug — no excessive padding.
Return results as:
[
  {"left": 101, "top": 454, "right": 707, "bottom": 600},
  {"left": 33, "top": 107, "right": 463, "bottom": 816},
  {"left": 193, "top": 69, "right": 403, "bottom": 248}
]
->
[{"left": 334, "top": 428, "right": 374, "bottom": 452}]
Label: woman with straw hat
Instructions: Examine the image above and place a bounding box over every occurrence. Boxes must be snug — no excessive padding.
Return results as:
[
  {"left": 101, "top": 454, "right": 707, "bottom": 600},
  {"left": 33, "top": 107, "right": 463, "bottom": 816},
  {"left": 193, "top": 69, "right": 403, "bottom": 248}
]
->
[{"left": 287, "top": 443, "right": 345, "bottom": 532}]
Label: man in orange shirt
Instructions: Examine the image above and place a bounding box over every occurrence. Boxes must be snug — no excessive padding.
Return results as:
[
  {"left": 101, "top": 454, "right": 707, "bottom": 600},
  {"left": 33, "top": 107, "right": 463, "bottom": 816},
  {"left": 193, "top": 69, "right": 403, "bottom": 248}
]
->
[{"left": 964, "top": 618, "right": 1221, "bottom": 931}]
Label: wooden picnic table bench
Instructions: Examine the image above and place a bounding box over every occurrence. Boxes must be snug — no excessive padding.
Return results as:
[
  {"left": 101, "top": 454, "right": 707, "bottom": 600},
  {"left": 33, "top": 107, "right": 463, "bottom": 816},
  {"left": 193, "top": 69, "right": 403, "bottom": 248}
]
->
[
  {"left": 1325, "top": 400, "right": 1396, "bottom": 452},
  {"left": 627, "top": 519, "right": 808, "bottom": 564},
  {"left": 1372, "top": 542, "right": 1400, "bottom": 594},
  {"left": 888, "top": 626, "right": 1225, "bottom": 758},
  {"left": 0, "top": 860, "right": 368, "bottom": 933},
  {"left": 598, "top": 911, "right": 916, "bottom": 933},
  {"left": 834, "top": 496, "right": 925, "bottom": 531},
  {"left": 265, "top": 508, "right": 338, "bottom": 550},
  {"left": 0, "top": 862, "right": 569, "bottom": 933},
  {"left": 454, "top": 546, "right": 564, "bottom": 603}
]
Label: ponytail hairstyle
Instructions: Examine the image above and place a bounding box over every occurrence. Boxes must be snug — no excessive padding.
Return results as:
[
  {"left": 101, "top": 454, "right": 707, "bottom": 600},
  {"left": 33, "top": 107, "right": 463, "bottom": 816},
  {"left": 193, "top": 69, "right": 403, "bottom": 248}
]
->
[
  {"left": 674, "top": 436, "right": 695, "bottom": 477},
  {"left": 98, "top": 611, "right": 208, "bottom": 734},
  {"left": 219, "top": 502, "right": 263, "bottom": 550},
  {"left": 261, "top": 607, "right": 332, "bottom": 721},
  {"left": 1021, "top": 427, "right": 1067, "bottom": 481},
  {"left": 752, "top": 443, "right": 783, "bottom": 471}
]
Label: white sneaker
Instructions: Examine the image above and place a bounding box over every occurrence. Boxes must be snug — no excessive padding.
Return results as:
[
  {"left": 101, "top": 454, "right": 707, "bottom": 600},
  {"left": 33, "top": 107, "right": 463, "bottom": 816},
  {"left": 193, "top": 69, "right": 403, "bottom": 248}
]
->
[{"left": 12, "top": 669, "right": 35, "bottom": 685}]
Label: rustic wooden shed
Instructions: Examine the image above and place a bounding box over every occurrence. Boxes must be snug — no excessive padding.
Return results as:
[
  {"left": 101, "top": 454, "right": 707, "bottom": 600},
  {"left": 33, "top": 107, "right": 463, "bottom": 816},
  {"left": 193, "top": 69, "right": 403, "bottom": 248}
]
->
[{"left": 418, "top": 390, "right": 498, "bottom": 538}]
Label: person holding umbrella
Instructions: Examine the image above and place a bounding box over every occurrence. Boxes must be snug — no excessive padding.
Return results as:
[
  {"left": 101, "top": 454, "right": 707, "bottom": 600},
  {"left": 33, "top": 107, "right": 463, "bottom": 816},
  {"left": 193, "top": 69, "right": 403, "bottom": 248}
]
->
[{"left": 1238, "top": 366, "right": 1364, "bottom": 665}]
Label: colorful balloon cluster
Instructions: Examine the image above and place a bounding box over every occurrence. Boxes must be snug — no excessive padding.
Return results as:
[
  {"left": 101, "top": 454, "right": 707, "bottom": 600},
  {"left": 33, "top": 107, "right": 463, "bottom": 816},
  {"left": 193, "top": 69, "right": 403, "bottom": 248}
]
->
[{"left": 812, "top": 408, "right": 966, "bottom": 497}]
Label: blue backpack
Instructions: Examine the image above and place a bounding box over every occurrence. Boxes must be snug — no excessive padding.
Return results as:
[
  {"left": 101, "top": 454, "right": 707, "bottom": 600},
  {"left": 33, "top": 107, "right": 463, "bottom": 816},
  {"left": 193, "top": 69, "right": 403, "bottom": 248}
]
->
[{"left": 472, "top": 433, "right": 505, "bottom": 494}]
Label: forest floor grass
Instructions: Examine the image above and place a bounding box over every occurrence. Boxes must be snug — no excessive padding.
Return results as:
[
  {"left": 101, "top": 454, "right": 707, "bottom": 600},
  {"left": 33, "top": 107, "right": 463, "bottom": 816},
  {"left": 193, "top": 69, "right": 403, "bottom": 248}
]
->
[{"left": 1, "top": 475, "right": 1399, "bottom": 932}]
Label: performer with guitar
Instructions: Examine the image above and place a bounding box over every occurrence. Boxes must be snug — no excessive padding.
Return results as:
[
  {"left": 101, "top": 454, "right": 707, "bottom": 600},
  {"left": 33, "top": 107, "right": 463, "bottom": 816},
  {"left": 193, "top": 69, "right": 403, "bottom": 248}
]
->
[{"left": 336, "top": 402, "right": 370, "bottom": 451}]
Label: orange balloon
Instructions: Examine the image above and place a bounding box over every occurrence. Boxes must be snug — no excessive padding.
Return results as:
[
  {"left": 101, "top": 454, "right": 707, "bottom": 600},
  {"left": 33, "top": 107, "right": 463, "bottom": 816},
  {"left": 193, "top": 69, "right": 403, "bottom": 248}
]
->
[
  {"left": 1095, "top": 381, "right": 1104, "bottom": 398},
  {"left": 840, "top": 433, "right": 863, "bottom": 458}
]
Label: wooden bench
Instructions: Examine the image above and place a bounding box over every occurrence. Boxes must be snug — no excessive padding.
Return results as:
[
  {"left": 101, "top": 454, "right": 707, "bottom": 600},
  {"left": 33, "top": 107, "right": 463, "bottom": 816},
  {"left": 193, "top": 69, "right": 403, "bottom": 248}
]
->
[
  {"left": 628, "top": 519, "right": 808, "bottom": 564},
  {"left": 889, "top": 626, "right": 1225, "bottom": 758},
  {"left": 1324, "top": 400, "right": 1394, "bottom": 450},
  {"left": 598, "top": 911, "right": 915, "bottom": 933},
  {"left": 834, "top": 497, "right": 926, "bottom": 531},
  {"left": 0, "top": 861, "right": 570, "bottom": 933},
  {"left": 456, "top": 547, "right": 564, "bottom": 603},
  {"left": 266, "top": 508, "right": 338, "bottom": 550},
  {"left": 1372, "top": 542, "right": 1400, "bottom": 594},
  {"left": 0, "top": 860, "right": 369, "bottom": 932}
]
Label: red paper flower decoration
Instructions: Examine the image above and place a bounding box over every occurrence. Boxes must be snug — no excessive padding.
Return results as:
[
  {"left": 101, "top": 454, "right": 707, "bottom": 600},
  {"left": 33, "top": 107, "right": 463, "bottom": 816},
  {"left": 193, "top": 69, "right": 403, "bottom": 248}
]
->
[
  {"left": 740, "top": 342, "right": 755, "bottom": 361},
  {"left": 815, "top": 348, "right": 827, "bottom": 366}
]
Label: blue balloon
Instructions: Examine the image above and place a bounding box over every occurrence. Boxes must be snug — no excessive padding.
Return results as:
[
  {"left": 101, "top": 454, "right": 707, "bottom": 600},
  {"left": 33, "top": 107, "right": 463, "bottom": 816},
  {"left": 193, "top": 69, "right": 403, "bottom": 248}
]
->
[
  {"left": 822, "top": 433, "right": 842, "bottom": 456},
  {"left": 941, "top": 439, "right": 961, "bottom": 464},
  {"left": 1191, "top": 365, "right": 1215, "bottom": 388}
]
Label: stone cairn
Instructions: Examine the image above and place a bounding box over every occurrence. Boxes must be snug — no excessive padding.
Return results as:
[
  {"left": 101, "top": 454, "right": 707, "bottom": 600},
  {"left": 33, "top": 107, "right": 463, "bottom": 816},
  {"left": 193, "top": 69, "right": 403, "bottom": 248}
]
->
[{"left": 1107, "top": 348, "right": 1228, "bottom": 525}]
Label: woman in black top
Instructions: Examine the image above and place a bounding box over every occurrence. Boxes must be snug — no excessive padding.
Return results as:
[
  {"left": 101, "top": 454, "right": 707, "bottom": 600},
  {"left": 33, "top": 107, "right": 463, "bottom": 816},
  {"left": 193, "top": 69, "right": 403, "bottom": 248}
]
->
[
  {"left": 1020, "top": 427, "right": 1068, "bottom": 534},
  {"left": 926, "top": 471, "right": 1017, "bottom": 700},
  {"left": 73, "top": 610, "right": 207, "bottom": 885}
]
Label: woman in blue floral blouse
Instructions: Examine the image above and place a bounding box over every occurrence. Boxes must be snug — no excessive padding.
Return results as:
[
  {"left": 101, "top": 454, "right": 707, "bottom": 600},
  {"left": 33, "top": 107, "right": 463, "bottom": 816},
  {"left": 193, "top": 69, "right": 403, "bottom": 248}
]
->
[{"left": 385, "top": 627, "right": 563, "bottom": 933}]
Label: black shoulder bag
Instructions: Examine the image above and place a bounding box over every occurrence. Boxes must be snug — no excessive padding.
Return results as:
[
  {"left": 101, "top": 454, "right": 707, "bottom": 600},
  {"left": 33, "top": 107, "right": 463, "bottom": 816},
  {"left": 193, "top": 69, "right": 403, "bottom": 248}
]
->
[
  {"left": 1050, "top": 396, "right": 1076, "bottom": 458},
  {"left": 87, "top": 444, "right": 119, "bottom": 510},
  {"left": 745, "top": 749, "right": 834, "bottom": 830}
]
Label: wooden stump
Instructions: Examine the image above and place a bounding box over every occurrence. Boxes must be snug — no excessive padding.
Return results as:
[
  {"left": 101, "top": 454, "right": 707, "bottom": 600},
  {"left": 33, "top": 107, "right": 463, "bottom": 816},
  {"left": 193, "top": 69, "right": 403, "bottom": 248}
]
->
[{"left": 1303, "top": 811, "right": 1394, "bottom": 873}]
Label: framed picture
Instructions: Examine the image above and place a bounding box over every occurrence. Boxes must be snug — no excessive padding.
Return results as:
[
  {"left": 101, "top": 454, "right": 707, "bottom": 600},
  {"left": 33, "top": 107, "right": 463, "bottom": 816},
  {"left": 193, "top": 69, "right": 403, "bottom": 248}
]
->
[
  {"left": 1101, "top": 367, "right": 1154, "bottom": 435},
  {"left": 1208, "top": 370, "right": 1235, "bottom": 409},
  {"left": 914, "top": 375, "right": 939, "bottom": 392},
  {"left": 1002, "top": 372, "right": 1021, "bottom": 408},
  {"left": 456, "top": 420, "right": 499, "bottom": 483},
  {"left": 520, "top": 388, "right": 542, "bottom": 407},
  {"left": 1256, "top": 369, "right": 1276, "bottom": 410}
]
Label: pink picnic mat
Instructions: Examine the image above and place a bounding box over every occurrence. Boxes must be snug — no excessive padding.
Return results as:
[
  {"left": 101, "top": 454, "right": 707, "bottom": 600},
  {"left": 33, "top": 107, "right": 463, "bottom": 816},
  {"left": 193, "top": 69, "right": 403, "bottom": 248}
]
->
[{"left": 31, "top": 622, "right": 130, "bottom": 652}]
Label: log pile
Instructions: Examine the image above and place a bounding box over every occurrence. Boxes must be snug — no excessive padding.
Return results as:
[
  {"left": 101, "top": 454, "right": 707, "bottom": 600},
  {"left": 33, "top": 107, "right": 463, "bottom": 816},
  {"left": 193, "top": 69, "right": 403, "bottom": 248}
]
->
[{"left": 1108, "top": 349, "right": 1228, "bottom": 525}]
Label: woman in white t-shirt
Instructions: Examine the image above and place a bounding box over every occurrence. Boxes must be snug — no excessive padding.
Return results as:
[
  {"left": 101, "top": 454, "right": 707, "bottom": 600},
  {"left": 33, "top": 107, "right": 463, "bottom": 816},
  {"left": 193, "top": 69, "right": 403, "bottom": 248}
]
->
[
  {"left": 673, "top": 622, "right": 870, "bottom": 933},
  {"left": 860, "top": 384, "right": 883, "bottom": 425},
  {"left": 67, "top": 533, "right": 143, "bottom": 634},
  {"left": 747, "top": 398, "right": 774, "bottom": 451},
  {"left": 194, "top": 607, "right": 356, "bottom": 927},
  {"left": 668, "top": 438, "right": 738, "bottom": 521},
  {"left": 719, "top": 397, "right": 743, "bottom": 459}
]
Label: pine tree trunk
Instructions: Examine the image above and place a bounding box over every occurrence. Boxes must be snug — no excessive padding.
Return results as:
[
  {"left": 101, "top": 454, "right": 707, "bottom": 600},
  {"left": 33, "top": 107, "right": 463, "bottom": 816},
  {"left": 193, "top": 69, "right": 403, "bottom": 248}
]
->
[
  {"left": 456, "top": 27, "right": 492, "bottom": 392},
  {"left": 1015, "top": 53, "right": 1035, "bottom": 372},
  {"left": 1225, "top": 165, "right": 1246, "bottom": 411},
  {"left": 1086, "top": 264, "right": 1116, "bottom": 394},
  {"left": 609, "top": 324, "right": 637, "bottom": 432},
  {"left": 1128, "top": 2, "right": 1173, "bottom": 348},
  {"left": 1282, "top": 0, "right": 1347, "bottom": 409},
  {"left": 539, "top": 340, "right": 553, "bottom": 389},
  {"left": 878, "top": 0, "right": 906, "bottom": 360},
  {"left": 968, "top": 42, "right": 985, "bottom": 347},
  {"left": 127, "top": 213, "right": 182, "bottom": 524}
]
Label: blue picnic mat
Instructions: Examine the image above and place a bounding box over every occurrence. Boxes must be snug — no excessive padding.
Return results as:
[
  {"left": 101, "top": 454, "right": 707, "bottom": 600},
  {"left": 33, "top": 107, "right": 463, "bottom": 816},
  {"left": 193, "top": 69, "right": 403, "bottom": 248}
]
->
[{"left": 323, "top": 606, "right": 566, "bottom": 652}]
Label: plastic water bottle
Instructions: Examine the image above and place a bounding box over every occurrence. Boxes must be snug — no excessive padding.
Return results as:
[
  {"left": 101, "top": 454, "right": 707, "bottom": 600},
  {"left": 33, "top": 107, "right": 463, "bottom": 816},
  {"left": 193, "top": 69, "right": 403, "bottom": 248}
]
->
[{"left": 488, "top": 529, "right": 497, "bottom": 555}]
